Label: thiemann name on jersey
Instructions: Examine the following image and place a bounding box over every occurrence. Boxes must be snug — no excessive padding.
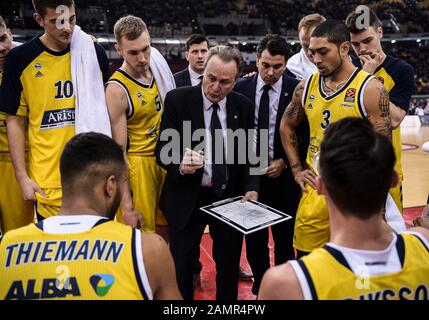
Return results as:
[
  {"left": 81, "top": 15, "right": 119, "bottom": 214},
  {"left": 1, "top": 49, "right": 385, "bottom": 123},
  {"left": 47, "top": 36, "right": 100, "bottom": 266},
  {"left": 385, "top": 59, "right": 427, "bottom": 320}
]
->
[{"left": 3, "top": 239, "right": 125, "bottom": 268}]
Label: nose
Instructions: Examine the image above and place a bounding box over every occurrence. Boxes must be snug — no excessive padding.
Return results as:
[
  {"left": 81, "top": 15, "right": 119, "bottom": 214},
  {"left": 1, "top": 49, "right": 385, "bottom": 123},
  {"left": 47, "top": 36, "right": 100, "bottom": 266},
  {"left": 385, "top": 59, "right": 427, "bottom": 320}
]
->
[
  {"left": 197, "top": 51, "right": 204, "bottom": 59},
  {"left": 267, "top": 67, "right": 275, "bottom": 76},
  {"left": 138, "top": 52, "right": 146, "bottom": 63},
  {"left": 313, "top": 54, "right": 322, "bottom": 65},
  {"left": 212, "top": 81, "right": 220, "bottom": 91}
]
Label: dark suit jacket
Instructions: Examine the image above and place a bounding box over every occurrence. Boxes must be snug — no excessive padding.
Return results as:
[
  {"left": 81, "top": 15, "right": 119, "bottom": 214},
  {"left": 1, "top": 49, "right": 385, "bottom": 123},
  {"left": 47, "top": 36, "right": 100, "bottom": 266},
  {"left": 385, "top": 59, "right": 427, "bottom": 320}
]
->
[
  {"left": 174, "top": 68, "right": 192, "bottom": 88},
  {"left": 234, "top": 73, "right": 309, "bottom": 164},
  {"left": 155, "top": 85, "right": 259, "bottom": 230}
]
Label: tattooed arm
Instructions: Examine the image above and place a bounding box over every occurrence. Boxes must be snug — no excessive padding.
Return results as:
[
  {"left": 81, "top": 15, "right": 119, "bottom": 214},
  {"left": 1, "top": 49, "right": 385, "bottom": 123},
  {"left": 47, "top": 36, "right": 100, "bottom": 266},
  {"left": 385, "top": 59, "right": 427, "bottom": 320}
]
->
[
  {"left": 363, "top": 78, "right": 392, "bottom": 140},
  {"left": 280, "top": 80, "right": 317, "bottom": 191}
]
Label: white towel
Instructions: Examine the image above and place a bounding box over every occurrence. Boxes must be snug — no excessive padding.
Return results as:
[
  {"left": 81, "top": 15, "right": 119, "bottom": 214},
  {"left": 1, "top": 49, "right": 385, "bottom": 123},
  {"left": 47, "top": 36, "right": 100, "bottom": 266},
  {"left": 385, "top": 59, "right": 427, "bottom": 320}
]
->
[
  {"left": 149, "top": 47, "right": 176, "bottom": 102},
  {"left": 286, "top": 48, "right": 318, "bottom": 80},
  {"left": 71, "top": 25, "right": 111, "bottom": 137},
  {"left": 385, "top": 193, "right": 407, "bottom": 232}
]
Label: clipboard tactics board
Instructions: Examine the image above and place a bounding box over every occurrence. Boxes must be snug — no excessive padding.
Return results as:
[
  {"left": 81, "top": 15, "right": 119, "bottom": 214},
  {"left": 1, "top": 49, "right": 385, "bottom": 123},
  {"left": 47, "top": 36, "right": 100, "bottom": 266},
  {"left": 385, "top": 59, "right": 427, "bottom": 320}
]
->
[{"left": 200, "top": 196, "right": 292, "bottom": 234}]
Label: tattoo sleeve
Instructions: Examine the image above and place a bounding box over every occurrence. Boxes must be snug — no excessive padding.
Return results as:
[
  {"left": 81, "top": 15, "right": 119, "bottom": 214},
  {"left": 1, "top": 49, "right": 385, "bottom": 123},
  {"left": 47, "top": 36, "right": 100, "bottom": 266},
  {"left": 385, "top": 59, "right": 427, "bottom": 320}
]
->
[
  {"left": 281, "top": 82, "right": 305, "bottom": 176},
  {"left": 370, "top": 86, "right": 392, "bottom": 140}
]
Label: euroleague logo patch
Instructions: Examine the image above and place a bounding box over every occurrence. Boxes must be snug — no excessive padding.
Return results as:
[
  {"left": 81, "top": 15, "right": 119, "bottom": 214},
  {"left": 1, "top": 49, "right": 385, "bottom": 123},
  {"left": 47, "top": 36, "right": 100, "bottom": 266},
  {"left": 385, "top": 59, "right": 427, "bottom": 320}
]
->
[{"left": 344, "top": 88, "right": 356, "bottom": 103}]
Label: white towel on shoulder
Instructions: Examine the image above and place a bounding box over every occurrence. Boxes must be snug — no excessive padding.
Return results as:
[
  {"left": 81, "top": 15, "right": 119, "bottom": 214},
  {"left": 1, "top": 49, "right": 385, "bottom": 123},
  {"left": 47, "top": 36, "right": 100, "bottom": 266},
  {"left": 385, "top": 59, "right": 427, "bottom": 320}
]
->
[
  {"left": 149, "top": 47, "right": 176, "bottom": 102},
  {"left": 71, "top": 25, "right": 111, "bottom": 137},
  {"left": 286, "top": 48, "right": 317, "bottom": 80}
]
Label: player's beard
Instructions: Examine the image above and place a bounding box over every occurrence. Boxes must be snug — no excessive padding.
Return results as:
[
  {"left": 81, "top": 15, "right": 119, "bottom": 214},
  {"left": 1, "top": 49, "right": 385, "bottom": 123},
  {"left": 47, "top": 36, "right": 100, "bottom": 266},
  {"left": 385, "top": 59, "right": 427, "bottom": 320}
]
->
[
  {"left": 107, "top": 188, "right": 122, "bottom": 220},
  {"left": 323, "top": 52, "right": 343, "bottom": 78}
]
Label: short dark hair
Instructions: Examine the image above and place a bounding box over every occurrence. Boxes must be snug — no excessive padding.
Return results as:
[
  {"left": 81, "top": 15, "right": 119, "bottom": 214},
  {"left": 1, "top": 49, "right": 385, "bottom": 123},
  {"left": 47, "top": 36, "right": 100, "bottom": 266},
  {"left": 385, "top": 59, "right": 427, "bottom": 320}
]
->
[
  {"left": 60, "top": 132, "right": 125, "bottom": 197},
  {"left": 319, "top": 118, "right": 395, "bottom": 219},
  {"left": 256, "top": 34, "right": 290, "bottom": 59},
  {"left": 311, "top": 20, "right": 351, "bottom": 47},
  {"left": 346, "top": 8, "right": 382, "bottom": 34},
  {"left": 204, "top": 45, "right": 244, "bottom": 79},
  {"left": 186, "top": 34, "right": 208, "bottom": 51},
  {"left": 32, "top": 0, "right": 75, "bottom": 18}
]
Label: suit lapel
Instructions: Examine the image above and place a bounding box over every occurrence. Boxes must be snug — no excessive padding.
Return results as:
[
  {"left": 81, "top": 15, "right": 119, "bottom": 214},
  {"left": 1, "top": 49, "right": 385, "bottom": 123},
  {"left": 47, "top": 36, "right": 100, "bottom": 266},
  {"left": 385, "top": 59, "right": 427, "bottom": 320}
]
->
[
  {"left": 191, "top": 85, "right": 205, "bottom": 133},
  {"left": 185, "top": 70, "right": 192, "bottom": 87}
]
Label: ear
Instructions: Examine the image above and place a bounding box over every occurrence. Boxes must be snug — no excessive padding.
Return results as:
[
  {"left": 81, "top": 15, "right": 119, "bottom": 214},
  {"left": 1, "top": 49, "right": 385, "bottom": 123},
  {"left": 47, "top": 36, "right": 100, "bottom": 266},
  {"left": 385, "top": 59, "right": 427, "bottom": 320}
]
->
[
  {"left": 390, "top": 170, "right": 399, "bottom": 189},
  {"left": 340, "top": 41, "right": 351, "bottom": 56},
  {"left": 104, "top": 175, "right": 117, "bottom": 198},
  {"left": 256, "top": 55, "right": 260, "bottom": 68},
  {"left": 316, "top": 175, "right": 325, "bottom": 196},
  {"left": 114, "top": 43, "right": 122, "bottom": 56},
  {"left": 185, "top": 51, "right": 189, "bottom": 62},
  {"left": 377, "top": 26, "right": 383, "bottom": 39},
  {"left": 34, "top": 12, "right": 44, "bottom": 28}
]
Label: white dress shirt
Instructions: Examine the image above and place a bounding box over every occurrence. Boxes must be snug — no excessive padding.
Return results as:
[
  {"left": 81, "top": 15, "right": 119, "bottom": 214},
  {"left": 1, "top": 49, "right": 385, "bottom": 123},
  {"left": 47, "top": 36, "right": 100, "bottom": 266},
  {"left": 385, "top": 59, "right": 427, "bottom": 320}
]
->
[
  {"left": 201, "top": 87, "right": 228, "bottom": 187},
  {"left": 188, "top": 65, "right": 204, "bottom": 86},
  {"left": 255, "top": 75, "right": 282, "bottom": 162}
]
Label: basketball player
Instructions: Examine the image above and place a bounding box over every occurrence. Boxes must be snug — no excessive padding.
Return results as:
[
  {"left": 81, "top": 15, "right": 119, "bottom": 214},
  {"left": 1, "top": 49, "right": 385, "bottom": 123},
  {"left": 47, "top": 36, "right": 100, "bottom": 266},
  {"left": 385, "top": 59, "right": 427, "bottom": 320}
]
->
[
  {"left": 0, "top": 132, "right": 182, "bottom": 300},
  {"left": 0, "top": 0, "right": 109, "bottom": 221},
  {"left": 106, "top": 16, "right": 173, "bottom": 238},
  {"left": 346, "top": 9, "right": 415, "bottom": 212},
  {"left": 259, "top": 118, "right": 429, "bottom": 300},
  {"left": 280, "top": 20, "right": 392, "bottom": 257},
  {"left": 0, "top": 16, "right": 34, "bottom": 233}
]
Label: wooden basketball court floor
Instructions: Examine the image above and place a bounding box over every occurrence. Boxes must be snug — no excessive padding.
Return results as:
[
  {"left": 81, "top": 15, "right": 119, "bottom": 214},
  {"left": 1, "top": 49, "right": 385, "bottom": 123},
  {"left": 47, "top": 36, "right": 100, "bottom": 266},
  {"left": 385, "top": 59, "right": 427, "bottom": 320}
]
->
[{"left": 194, "top": 124, "right": 429, "bottom": 300}]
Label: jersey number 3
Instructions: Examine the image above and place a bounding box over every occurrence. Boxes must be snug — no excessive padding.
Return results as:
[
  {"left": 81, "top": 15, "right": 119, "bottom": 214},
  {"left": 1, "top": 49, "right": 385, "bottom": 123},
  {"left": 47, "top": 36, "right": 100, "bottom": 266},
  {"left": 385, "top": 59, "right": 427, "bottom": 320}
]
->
[{"left": 321, "top": 110, "right": 331, "bottom": 129}]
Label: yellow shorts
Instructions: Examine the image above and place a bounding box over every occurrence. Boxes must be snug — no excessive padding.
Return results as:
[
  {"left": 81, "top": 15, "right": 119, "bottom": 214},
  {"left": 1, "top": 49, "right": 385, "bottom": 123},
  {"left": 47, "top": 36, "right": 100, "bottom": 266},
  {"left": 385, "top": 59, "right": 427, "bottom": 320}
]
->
[
  {"left": 117, "top": 155, "right": 167, "bottom": 233},
  {"left": 0, "top": 155, "right": 34, "bottom": 233},
  {"left": 35, "top": 188, "right": 62, "bottom": 219},
  {"left": 294, "top": 186, "right": 330, "bottom": 253}
]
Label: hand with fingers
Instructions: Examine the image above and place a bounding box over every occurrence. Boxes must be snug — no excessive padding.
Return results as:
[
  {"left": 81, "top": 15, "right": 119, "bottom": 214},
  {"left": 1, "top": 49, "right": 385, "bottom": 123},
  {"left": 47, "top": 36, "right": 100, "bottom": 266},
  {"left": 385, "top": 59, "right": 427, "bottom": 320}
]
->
[
  {"left": 265, "top": 159, "right": 287, "bottom": 179},
  {"left": 359, "top": 53, "right": 384, "bottom": 75},
  {"left": 294, "top": 168, "right": 318, "bottom": 192},
  {"left": 123, "top": 208, "right": 144, "bottom": 229},
  {"left": 180, "top": 148, "right": 205, "bottom": 175},
  {"left": 18, "top": 175, "right": 49, "bottom": 201}
]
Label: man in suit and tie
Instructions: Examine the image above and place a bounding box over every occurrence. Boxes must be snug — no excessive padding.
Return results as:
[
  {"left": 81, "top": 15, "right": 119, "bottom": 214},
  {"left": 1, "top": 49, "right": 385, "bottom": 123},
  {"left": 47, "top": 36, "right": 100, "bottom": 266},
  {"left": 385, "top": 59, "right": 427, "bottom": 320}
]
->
[
  {"left": 174, "top": 34, "right": 209, "bottom": 88},
  {"left": 235, "top": 34, "right": 308, "bottom": 296},
  {"left": 156, "top": 45, "right": 259, "bottom": 300}
]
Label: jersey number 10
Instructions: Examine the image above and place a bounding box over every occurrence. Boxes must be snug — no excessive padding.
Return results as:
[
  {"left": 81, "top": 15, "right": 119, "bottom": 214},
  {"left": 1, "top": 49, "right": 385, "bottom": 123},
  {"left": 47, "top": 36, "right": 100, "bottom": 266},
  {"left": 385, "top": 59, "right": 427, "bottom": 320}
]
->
[{"left": 54, "top": 80, "right": 74, "bottom": 99}]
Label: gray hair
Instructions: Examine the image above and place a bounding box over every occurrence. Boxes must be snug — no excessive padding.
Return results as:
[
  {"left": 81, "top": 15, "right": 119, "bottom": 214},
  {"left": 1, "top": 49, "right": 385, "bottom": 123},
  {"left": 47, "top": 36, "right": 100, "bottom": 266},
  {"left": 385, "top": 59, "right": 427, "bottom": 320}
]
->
[{"left": 204, "top": 45, "right": 244, "bottom": 79}]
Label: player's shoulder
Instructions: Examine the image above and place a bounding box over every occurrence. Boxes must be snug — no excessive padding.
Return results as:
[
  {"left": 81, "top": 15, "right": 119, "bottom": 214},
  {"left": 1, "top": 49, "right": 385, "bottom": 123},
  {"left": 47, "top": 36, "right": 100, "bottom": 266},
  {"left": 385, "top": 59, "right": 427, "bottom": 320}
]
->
[
  {"left": 384, "top": 55, "right": 414, "bottom": 77},
  {"left": 4, "top": 36, "right": 44, "bottom": 74}
]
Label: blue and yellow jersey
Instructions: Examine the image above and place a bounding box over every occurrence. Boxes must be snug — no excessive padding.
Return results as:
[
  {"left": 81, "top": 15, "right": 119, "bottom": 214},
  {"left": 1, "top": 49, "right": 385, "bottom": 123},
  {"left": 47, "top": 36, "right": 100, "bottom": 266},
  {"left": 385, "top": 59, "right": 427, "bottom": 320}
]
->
[
  {"left": 302, "top": 68, "right": 374, "bottom": 171},
  {"left": 107, "top": 69, "right": 163, "bottom": 155},
  {"left": 373, "top": 55, "right": 414, "bottom": 210},
  {"left": 290, "top": 233, "right": 429, "bottom": 300},
  {"left": 0, "top": 72, "right": 8, "bottom": 154},
  {"left": 0, "top": 217, "right": 152, "bottom": 300},
  {"left": 0, "top": 36, "right": 109, "bottom": 188}
]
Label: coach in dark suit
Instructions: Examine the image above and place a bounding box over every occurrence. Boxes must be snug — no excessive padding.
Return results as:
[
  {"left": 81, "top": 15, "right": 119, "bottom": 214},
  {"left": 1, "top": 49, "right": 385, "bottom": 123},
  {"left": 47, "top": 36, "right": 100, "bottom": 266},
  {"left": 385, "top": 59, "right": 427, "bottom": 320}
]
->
[
  {"left": 174, "top": 34, "right": 209, "bottom": 88},
  {"left": 234, "top": 34, "right": 309, "bottom": 295},
  {"left": 156, "top": 46, "right": 258, "bottom": 300}
]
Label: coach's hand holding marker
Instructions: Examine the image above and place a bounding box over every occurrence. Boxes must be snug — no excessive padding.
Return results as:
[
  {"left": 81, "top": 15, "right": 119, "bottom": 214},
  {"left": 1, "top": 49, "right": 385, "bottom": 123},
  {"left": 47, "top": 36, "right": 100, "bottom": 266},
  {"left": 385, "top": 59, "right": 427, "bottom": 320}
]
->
[{"left": 179, "top": 148, "right": 204, "bottom": 175}]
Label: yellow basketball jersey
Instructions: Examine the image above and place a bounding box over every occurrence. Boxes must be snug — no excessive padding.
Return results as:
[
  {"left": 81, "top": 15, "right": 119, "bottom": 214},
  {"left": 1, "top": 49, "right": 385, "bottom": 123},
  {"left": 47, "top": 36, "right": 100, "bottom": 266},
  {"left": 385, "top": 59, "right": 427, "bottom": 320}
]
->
[
  {"left": 294, "top": 233, "right": 429, "bottom": 300},
  {"left": 107, "top": 69, "right": 163, "bottom": 155},
  {"left": 0, "top": 36, "right": 108, "bottom": 188},
  {"left": 302, "top": 68, "right": 374, "bottom": 171},
  {"left": 0, "top": 219, "right": 151, "bottom": 300}
]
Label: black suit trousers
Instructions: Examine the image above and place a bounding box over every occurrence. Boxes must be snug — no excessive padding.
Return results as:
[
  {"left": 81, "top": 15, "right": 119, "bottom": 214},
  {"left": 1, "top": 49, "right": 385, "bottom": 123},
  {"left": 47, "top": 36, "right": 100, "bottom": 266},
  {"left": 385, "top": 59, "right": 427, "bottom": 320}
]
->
[
  {"left": 245, "top": 171, "right": 301, "bottom": 294},
  {"left": 169, "top": 187, "right": 243, "bottom": 300}
]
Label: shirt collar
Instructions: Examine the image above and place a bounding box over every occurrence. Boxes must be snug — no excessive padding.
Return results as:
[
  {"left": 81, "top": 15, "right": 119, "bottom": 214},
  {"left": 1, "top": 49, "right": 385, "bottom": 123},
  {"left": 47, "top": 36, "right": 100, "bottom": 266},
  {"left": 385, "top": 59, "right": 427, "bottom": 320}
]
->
[
  {"left": 257, "top": 73, "right": 282, "bottom": 95},
  {"left": 201, "top": 86, "right": 227, "bottom": 111},
  {"left": 188, "top": 65, "right": 203, "bottom": 81}
]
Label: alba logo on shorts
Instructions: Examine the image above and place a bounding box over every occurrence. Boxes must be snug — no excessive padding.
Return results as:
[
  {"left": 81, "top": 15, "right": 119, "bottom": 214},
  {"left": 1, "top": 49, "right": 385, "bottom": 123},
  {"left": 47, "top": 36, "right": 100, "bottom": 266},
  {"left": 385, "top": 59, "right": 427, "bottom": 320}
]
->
[{"left": 90, "top": 274, "right": 115, "bottom": 297}]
